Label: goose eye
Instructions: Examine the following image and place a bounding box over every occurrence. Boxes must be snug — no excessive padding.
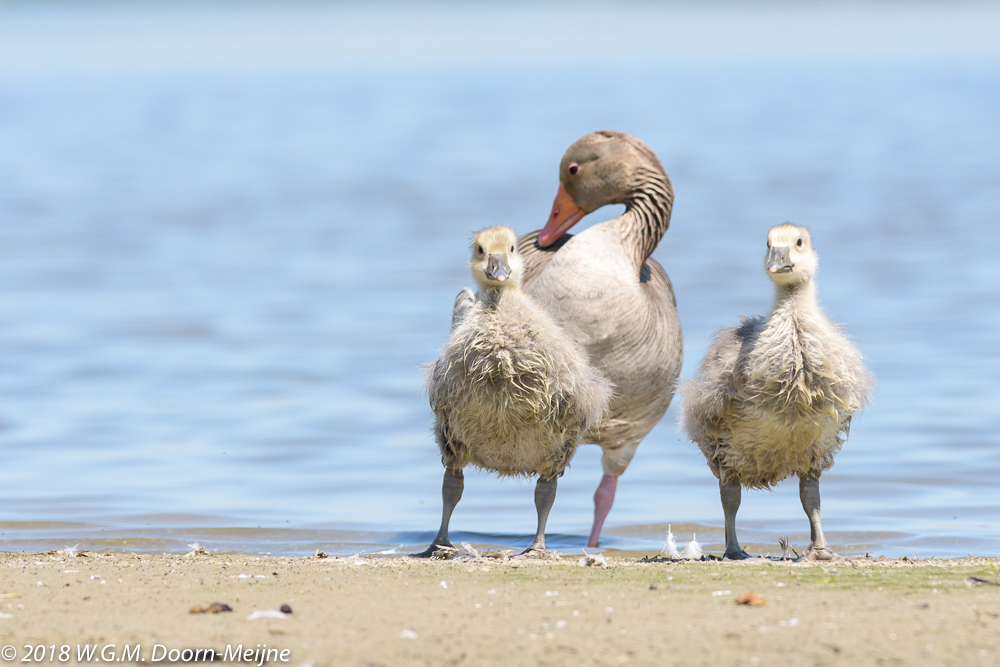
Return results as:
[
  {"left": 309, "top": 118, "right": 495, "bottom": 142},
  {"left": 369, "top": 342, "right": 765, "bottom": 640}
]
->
[
  {"left": 568, "top": 163, "right": 579, "bottom": 176},
  {"left": 510, "top": 245, "right": 514, "bottom": 252},
  {"left": 478, "top": 245, "right": 484, "bottom": 254},
  {"left": 796, "top": 238, "right": 803, "bottom": 247}
]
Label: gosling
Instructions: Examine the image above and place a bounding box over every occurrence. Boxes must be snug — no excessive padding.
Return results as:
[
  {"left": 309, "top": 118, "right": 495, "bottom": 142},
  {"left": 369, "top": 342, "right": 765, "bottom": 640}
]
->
[
  {"left": 419, "top": 226, "right": 613, "bottom": 556},
  {"left": 681, "top": 223, "right": 873, "bottom": 560}
]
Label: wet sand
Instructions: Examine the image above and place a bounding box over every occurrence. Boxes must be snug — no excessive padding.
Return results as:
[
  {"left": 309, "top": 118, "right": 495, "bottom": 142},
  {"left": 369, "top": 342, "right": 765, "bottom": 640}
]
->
[{"left": 1, "top": 551, "right": 999, "bottom": 666}]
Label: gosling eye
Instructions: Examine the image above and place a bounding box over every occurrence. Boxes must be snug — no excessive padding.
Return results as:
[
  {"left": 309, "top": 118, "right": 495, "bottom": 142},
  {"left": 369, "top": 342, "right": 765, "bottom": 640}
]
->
[
  {"left": 510, "top": 245, "right": 514, "bottom": 252},
  {"left": 478, "top": 245, "right": 484, "bottom": 255},
  {"left": 796, "top": 238, "right": 803, "bottom": 247},
  {"left": 568, "top": 163, "right": 579, "bottom": 176}
]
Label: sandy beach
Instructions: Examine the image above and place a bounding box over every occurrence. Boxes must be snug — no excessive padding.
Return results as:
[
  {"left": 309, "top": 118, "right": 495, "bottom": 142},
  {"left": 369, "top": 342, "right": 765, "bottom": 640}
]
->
[{"left": 1, "top": 550, "right": 998, "bottom": 666}]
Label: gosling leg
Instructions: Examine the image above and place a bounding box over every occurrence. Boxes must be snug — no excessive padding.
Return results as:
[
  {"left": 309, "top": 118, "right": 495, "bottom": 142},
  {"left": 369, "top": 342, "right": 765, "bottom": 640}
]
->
[
  {"left": 799, "top": 475, "right": 836, "bottom": 560},
  {"left": 721, "top": 479, "right": 753, "bottom": 560},
  {"left": 413, "top": 467, "right": 464, "bottom": 558},
  {"left": 587, "top": 474, "right": 618, "bottom": 548},
  {"left": 523, "top": 476, "right": 558, "bottom": 554}
]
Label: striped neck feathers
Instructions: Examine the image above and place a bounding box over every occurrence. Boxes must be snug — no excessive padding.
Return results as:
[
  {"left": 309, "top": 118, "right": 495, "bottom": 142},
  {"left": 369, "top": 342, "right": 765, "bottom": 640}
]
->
[{"left": 617, "top": 164, "right": 674, "bottom": 270}]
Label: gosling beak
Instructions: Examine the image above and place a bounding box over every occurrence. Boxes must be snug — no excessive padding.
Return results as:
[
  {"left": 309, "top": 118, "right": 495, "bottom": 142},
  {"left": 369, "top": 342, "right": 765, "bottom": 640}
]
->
[
  {"left": 485, "top": 253, "right": 511, "bottom": 282},
  {"left": 538, "top": 185, "right": 586, "bottom": 247},
  {"left": 766, "top": 246, "right": 793, "bottom": 274}
]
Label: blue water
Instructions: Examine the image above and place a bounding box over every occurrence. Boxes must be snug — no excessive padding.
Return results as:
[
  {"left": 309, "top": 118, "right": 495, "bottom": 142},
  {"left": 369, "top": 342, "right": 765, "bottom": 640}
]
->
[{"left": 1, "top": 2, "right": 999, "bottom": 558}]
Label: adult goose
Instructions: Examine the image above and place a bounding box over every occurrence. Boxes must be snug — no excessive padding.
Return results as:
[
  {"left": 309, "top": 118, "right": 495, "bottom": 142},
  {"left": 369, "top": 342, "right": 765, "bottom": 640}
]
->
[{"left": 518, "top": 131, "right": 683, "bottom": 547}]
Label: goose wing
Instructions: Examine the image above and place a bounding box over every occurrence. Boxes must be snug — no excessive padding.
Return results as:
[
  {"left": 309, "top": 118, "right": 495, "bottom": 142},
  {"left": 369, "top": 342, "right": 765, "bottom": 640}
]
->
[
  {"left": 516, "top": 230, "right": 573, "bottom": 288},
  {"left": 520, "top": 229, "right": 677, "bottom": 308},
  {"left": 681, "top": 324, "right": 744, "bottom": 440}
]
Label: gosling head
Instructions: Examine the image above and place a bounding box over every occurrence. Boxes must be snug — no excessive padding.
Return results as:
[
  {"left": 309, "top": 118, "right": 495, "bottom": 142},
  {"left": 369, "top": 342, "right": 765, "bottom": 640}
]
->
[
  {"left": 765, "top": 223, "right": 818, "bottom": 288},
  {"left": 470, "top": 226, "right": 523, "bottom": 292}
]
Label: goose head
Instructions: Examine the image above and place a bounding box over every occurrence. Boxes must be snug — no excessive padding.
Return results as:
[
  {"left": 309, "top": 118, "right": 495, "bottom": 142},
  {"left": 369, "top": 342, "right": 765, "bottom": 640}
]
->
[
  {"left": 470, "top": 226, "right": 524, "bottom": 291},
  {"left": 765, "top": 223, "right": 818, "bottom": 288},
  {"left": 539, "top": 131, "right": 667, "bottom": 247}
]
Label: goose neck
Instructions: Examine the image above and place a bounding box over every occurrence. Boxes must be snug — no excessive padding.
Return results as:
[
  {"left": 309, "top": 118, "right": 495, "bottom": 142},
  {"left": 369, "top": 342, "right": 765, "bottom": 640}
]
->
[
  {"left": 618, "top": 166, "right": 674, "bottom": 269},
  {"left": 772, "top": 280, "right": 818, "bottom": 315}
]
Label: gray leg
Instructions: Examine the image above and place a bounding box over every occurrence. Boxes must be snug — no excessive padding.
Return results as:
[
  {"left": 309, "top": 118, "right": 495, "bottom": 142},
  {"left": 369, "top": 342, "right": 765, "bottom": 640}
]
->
[
  {"left": 523, "top": 476, "right": 558, "bottom": 553},
  {"left": 799, "top": 475, "right": 835, "bottom": 560},
  {"left": 413, "top": 467, "right": 464, "bottom": 557},
  {"left": 721, "top": 480, "right": 752, "bottom": 559}
]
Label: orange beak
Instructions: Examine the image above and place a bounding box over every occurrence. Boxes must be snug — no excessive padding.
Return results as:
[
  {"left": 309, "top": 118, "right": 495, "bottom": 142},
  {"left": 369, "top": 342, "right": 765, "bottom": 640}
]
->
[{"left": 538, "top": 185, "right": 586, "bottom": 247}]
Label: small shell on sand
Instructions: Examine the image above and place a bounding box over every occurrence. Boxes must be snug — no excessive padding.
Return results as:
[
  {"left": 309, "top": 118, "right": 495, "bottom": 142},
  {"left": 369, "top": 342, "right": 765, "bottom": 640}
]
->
[
  {"left": 190, "top": 602, "right": 233, "bottom": 614},
  {"left": 735, "top": 592, "right": 767, "bottom": 607}
]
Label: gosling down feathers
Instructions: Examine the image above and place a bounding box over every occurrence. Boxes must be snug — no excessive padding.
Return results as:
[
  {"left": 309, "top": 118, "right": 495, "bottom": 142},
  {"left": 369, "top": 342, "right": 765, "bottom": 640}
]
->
[
  {"left": 680, "top": 224, "right": 873, "bottom": 560},
  {"left": 518, "top": 131, "right": 683, "bottom": 547},
  {"left": 420, "top": 226, "right": 613, "bottom": 556}
]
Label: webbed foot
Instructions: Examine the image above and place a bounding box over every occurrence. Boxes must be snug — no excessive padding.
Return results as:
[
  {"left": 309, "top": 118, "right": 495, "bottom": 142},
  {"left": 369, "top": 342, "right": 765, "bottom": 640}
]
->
[
  {"left": 410, "top": 541, "right": 454, "bottom": 559},
  {"left": 517, "top": 547, "right": 555, "bottom": 559},
  {"left": 723, "top": 549, "right": 755, "bottom": 561},
  {"left": 803, "top": 547, "right": 840, "bottom": 561}
]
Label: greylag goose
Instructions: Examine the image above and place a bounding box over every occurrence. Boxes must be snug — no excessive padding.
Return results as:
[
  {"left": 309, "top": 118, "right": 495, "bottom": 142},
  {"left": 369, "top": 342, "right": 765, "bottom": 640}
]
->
[
  {"left": 420, "top": 226, "right": 613, "bottom": 555},
  {"left": 680, "top": 224, "right": 873, "bottom": 560},
  {"left": 518, "top": 131, "right": 683, "bottom": 547}
]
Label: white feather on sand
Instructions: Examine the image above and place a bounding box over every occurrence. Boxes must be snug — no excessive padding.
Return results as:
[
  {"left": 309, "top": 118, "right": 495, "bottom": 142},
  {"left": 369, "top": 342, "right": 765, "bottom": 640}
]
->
[
  {"left": 662, "top": 525, "right": 680, "bottom": 558},
  {"left": 577, "top": 549, "right": 609, "bottom": 568},
  {"left": 683, "top": 534, "right": 702, "bottom": 560}
]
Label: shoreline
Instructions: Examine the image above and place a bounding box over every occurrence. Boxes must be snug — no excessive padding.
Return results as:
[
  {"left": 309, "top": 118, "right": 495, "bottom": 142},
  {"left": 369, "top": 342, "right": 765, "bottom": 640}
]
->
[
  {"left": 0, "top": 520, "right": 967, "bottom": 561},
  {"left": 2, "top": 551, "right": 998, "bottom": 665}
]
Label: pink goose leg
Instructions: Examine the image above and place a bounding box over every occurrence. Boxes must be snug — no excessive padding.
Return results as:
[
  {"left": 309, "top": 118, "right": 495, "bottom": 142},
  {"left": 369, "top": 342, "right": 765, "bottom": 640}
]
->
[{"left": 587, "top": 474, "right": 618, "bottom": 548}]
